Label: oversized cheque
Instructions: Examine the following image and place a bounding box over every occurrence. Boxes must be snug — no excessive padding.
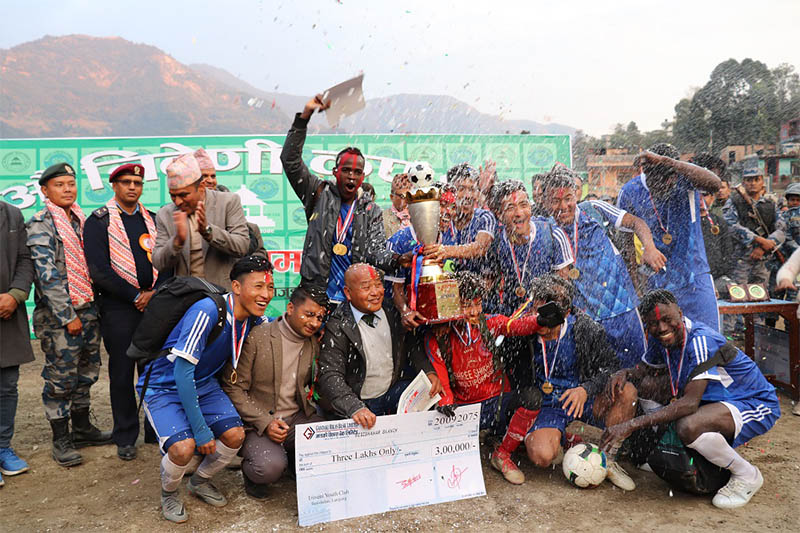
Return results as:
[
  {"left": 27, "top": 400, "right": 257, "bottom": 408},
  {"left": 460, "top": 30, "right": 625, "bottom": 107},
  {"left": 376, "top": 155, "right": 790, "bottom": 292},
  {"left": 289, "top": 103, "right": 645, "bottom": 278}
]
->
[{"left": 295, "top": 404, "right": 486, "bottom": 526}]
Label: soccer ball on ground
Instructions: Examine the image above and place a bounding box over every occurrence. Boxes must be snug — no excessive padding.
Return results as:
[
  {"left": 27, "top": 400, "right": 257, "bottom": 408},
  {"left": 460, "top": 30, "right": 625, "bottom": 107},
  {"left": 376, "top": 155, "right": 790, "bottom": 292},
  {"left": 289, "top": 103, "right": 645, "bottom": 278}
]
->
[{"left": 562, "top": 443, "right": 608, "bottom": 488}]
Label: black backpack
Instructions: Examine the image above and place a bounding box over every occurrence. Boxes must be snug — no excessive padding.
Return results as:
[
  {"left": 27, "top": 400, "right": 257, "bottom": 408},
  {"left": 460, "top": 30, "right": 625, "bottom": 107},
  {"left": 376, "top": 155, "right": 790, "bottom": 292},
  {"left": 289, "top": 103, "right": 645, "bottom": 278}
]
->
[
  {"left": 126, "top": 276, "right": 228, "bottom": 410},
  {"left": 626, "top": 342, "right": 740, "bottom": 494}
]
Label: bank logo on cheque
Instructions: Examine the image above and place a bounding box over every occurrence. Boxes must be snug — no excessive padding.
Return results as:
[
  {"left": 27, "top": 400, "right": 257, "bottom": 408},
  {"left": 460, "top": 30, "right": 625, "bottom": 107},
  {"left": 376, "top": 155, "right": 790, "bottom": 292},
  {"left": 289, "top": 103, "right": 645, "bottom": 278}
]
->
[
  {"left": 2, "top": 151, "right": 32, "bottom": 173},
  {"left": 303, "top": 427, "right": 315, "bottom": 440}
]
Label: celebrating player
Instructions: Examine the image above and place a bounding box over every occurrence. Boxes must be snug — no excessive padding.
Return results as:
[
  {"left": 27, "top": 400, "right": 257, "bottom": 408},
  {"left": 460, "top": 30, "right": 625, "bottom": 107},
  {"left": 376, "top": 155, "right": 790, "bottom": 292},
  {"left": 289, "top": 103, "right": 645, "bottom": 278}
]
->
[
  {"left": 601, "top": 290, "right": 780, "bottom": 508},
  {"left": 139, "top": 255, "right": 273, "bottom": 523},
  {"left": 503, "top": 274, "right": 638, "bottom": 490}
]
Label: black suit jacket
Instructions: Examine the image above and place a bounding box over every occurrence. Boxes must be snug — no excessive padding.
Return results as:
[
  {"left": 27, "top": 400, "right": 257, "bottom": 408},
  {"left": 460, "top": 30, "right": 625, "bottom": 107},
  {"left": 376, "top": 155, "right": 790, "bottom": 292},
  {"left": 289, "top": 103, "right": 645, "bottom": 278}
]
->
[{"left": 318, "top": 301, "right": 429, "bottom": 417}]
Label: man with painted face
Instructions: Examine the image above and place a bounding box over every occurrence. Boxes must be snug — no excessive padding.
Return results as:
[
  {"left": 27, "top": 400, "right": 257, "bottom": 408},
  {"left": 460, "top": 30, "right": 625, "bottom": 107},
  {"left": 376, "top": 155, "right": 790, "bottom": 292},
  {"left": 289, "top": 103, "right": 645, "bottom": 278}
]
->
[
  {"left": 139, "top": 255, "right": 272, "bottom": 523},
  {"left": 221, "top": 284, "right": 326, "bottom": 499},
  {"left": 543, "top": 164, "right": 665, "bottom": 367},
  {"left": 601, "top": 290, "right": 779, "bottom": 508},
  {"left": 617, "top": 143, "right": 722, "bottom": 331},
  {"left": 280, "top": 95, "right": 421, "bottom": 308},
  {"left": 318, "top": 263, "right": 431, "bottom": 428},
  {"left": 509, "top": 275, "right": 638, "bottom": 491},
  {"left": 152, "top": 153, "right": 250, "bottom": 290},
  {"left": 443, "top": 163, "right": 497, "bottom": 274}
]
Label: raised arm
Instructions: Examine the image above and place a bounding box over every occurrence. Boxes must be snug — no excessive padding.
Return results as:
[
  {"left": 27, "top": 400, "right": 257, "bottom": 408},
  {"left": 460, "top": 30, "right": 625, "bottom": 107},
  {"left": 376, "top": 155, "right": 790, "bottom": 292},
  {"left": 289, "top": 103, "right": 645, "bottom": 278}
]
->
[{"left": 279, "top": 95, "right": 330, "bottom": 209}]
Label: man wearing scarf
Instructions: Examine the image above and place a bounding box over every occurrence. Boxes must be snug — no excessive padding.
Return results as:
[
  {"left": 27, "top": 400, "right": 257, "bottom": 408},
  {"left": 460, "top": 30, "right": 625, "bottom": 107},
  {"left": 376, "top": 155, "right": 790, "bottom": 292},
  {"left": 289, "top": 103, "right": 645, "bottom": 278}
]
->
[
  {"left": 382, "top": 172, "right": 411, "bottom": 238},
  {"left": 83, "top": 163, "right": 161, "bottom": 461},
  {"left": 26, "top": 163, "right": 111, "bottom": 467}
]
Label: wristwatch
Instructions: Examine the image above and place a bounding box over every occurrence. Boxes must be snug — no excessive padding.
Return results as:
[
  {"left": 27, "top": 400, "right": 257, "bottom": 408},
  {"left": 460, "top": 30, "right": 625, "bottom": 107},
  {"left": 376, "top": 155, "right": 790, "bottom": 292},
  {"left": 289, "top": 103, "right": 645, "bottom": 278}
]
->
[{"left": 202, "top": 225, "right": 212, "bottom": 238}]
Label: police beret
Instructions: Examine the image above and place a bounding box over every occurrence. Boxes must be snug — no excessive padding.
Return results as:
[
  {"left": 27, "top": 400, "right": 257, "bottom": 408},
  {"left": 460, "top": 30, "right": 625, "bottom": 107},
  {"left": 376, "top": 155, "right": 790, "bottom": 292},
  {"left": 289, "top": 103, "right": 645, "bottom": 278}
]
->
[
  {"left": 785, "top": 182, "right": 800, "bottom": 197},
  {"left": 38, "top": 162, "right": 76, "bottom": 185},
  {"left": 109, "top": 163, "right": 144, "bottom": 183}
]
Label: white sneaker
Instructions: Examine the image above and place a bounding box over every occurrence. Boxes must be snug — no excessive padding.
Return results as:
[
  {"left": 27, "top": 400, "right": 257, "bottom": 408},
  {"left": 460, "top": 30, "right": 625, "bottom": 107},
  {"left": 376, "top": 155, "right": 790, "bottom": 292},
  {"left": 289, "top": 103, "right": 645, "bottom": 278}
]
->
[
  {"left": 606, "top": 461, "right": 636, "bottom": 491},
  {"left": 792, "top": 402, "right": 800, "bottom": 417},
  {"left": 712, "top": 468, "right": 764, "bottom": 509}
]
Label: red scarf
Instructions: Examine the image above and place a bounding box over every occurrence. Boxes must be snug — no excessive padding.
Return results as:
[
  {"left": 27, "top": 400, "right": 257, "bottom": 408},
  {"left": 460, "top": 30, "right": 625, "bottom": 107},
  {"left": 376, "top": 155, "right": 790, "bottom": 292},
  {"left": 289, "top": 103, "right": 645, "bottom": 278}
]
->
[
  {"left": 44, "top": 199, "right": 93, "bottom": 306},
  {"left": 106, "top": 199, "right": 158, "bottom": 289}
]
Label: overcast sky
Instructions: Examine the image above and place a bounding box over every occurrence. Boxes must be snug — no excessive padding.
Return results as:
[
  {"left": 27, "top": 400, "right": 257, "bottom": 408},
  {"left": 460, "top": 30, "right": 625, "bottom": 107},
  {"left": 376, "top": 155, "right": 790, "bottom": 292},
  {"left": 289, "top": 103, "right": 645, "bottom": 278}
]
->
[{"left": 1, "top": 0, "right": 797, "bottom": 136}]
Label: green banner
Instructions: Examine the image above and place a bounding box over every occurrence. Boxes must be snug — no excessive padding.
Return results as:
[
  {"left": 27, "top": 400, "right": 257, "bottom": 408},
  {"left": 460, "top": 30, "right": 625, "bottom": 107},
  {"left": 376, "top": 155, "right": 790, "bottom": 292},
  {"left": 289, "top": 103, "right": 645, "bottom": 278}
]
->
[{"left": 0, "top": 133, "right": 571, "bottom": 330}]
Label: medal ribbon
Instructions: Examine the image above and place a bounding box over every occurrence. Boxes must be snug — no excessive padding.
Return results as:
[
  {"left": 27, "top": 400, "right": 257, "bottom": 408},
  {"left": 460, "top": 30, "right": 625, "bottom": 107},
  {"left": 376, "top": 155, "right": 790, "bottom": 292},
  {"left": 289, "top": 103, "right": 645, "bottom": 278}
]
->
[
  {"left": 227, "top": 294, "right": 248, "bottom": 370},
  {"left": 453, "top": 322, "right": 476, "bottom": 346},
  {"left": 662, "top": 324, "right": 688, "bottom": 399},
  {"left": 644, "top": 174, "right": 670, "bottom": 237},
  {"left": 539, "top": 335, "right": 562, "bottom": 385},
  {"left": 505, "top": 297, "right": 533, "bottom": 334},
  {"left": 409, "top": 243, "right": 425, "bottom": 311},
  {"left": 336, "top": 201, "right": 357, "bottom": 244},
  {"left": 700, "top": 197, "right": 717, "bottom": 230},
  {"left": 504, "top": 228, "right": 534, "bottom": 292},
  {"left": 568, "top": 207, "right": 579, "bottom": 263}
]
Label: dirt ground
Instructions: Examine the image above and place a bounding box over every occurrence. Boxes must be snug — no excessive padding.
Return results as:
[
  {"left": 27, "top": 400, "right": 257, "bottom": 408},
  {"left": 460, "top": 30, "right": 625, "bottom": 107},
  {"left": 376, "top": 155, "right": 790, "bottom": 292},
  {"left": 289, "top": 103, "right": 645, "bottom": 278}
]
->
[{"left": 1, "top": 346, "right": 798, "bottom": 533}]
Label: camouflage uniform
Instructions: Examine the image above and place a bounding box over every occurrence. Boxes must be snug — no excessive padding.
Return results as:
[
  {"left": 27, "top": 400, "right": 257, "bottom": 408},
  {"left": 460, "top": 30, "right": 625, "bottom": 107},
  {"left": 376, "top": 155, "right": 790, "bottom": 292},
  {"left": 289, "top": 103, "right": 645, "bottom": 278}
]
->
[
  {"left": 26, "top": 209, "right": 101, "bottom": 421},
  {"left": 723, "top": 193, "right": 786, "bottom": 286}
]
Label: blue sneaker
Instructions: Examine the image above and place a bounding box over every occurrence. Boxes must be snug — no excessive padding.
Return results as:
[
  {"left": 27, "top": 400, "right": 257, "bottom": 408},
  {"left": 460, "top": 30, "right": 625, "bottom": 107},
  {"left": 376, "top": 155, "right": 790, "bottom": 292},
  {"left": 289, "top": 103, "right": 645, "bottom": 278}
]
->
[{"left": 0, "top": 447, "right": 29, "bottom": 476}]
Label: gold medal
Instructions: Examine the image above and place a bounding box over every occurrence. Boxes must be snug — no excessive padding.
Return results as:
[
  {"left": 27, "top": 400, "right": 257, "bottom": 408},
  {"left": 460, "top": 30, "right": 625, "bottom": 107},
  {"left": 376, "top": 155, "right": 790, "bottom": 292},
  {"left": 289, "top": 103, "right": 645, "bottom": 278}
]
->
[
  {"left": 669, "top": 396, "right": 677, "bottom": 404},
  {"left": 332, "top": 243, "right": 348, "bottom": 256},
  {"left": 541, "top": 381, "right": 554, "bottom": 394},
  {"left": 515, "top": 286, "right": 526, "bottom": 298},
  {"left": 710, "top": 225, "right": 720, "bottom": 235},
  {"left": 662, "top": 232, "right": 673, "bottom": 245},
  {"left": 230, "top": 369, "right": 237, "bottom": 384},
  {"left": 569, "top": 267, "right": 580, "bottom": 280}
]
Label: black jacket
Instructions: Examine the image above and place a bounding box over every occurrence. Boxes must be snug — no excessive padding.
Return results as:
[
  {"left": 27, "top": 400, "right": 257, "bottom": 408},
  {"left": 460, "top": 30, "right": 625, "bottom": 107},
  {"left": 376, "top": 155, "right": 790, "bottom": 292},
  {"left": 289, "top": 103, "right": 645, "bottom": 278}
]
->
[
  {"left": 317, "top": 301, "right": 429, "bottom": 417},
  {"left": 570, "top": 312, "right": 620, "bottom": 398},
  {"left": 280, "top": 114, "right": 397, "bottom": 292},
  {"left": 701, "top": 212, "right": 733, "bottom": 280}
]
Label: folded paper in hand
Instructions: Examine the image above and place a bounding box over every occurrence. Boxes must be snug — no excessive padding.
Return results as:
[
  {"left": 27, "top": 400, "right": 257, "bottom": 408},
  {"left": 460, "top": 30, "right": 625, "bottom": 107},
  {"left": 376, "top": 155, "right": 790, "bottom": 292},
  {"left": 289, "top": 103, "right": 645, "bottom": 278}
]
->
[
  {"left": 398, "top": 370, "right": 441, "bottom": 414},
  {"left": 322, "top": 74, "right": 366, "bottom": 127}
]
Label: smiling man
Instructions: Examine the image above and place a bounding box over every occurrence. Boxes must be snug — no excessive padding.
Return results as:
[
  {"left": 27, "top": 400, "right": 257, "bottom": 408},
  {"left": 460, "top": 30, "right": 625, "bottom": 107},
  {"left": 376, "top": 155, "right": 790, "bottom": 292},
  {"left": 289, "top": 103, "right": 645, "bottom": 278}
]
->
[
  {"left": 601, "top": 290, "right": 780, "bottom": 509},
  {"left": 543, "top": 164, "right": 665, "bottom": 367},
  {"left": 516, "top": 275, "right": 638, "bottom": 491},
  {"left": 139, "top": 255, "right": 273, "bottom": 523},
  {"left": 317, "top": 263, "right": 426, "bottom": 428},
  {"left": 26, "top": 163, "right": 111, "bottom": 467},
  {"left": 152, "top": 153, "right": 249, "bottom": 290},
  {"left": 221, "top": 284, "right": 327, "bottom": 499},
  {"left": 280, "top": 95, "right": 419, "bottom": 308}
]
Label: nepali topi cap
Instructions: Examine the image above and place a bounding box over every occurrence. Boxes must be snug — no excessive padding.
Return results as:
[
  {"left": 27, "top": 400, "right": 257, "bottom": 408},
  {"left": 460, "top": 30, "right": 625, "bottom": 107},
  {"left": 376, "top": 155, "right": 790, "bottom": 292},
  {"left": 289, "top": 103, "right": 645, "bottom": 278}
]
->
[
  {"left": 194, "top": 148, "right": 215, "bottom": 171},
  {"left": 166, "top": 154, "right": 202, "bottom": 189}
]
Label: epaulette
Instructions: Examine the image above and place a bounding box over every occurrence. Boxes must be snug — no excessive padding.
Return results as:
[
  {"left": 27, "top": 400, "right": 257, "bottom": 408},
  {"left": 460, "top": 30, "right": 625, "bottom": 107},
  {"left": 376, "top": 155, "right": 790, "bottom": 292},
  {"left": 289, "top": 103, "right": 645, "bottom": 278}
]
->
[{"left": 91, "top": 206, "right": 109, "bottom": 218}]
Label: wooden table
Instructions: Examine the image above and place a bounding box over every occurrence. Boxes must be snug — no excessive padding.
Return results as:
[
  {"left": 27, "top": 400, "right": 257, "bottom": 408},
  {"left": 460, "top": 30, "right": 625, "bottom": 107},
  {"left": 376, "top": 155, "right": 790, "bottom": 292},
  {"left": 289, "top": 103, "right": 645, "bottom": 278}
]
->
[{"left": 718, "top": 299, "right": 799, "bottom": 401}]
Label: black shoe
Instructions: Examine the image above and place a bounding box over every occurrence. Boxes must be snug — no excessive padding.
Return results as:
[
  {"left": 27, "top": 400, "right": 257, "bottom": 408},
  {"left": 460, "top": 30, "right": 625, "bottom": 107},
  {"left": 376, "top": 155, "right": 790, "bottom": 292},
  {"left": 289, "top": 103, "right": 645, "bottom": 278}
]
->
[
  {"left": 50, "top": 418, "right": 82, "bottom": 467},
  {"left": 243, "top": 473, "right": 270, "bottom": 500},
  {"left": 117, "top": 445, "right": 137, "bottom": 461},
  {"left": 71, "top": 408, "right": 113, "bottom": 448}
]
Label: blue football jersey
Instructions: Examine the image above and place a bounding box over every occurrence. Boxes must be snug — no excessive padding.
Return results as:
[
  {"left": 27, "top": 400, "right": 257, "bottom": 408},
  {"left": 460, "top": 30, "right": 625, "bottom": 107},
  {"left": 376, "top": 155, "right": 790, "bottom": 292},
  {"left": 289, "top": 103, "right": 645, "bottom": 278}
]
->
[
  {"left": 556, "top": 200, "right": 639, "bottom": 320},
  {"left": 618, "top": 173, "right": 711, "bottom": 292},
  {"left": 642, "top": 318, "right": 775, "bottom": 403}
]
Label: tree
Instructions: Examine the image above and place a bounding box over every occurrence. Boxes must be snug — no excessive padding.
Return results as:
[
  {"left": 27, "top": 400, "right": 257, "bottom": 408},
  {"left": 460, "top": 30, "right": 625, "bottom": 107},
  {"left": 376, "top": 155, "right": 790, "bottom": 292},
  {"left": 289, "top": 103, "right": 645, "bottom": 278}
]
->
[{"left": 673, "top": 58, "right": 800, "bottom": 152}]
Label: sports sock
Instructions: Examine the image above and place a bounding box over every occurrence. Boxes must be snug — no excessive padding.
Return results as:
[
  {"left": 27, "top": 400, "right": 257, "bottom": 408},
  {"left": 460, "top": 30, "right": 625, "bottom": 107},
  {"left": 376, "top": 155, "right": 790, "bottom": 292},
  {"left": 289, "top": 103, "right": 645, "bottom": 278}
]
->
[
  {"left": 496, "top": 407, "right": 539, "bottom": 456},
  {"left": 193, "top": 440, "right": 241, "bottom": 481},
  {"left": 687, "top": 432, "right": 758, "bottom": 482},
  {"left": 161, "top": 454, "right": 188, "bottom": 492}
]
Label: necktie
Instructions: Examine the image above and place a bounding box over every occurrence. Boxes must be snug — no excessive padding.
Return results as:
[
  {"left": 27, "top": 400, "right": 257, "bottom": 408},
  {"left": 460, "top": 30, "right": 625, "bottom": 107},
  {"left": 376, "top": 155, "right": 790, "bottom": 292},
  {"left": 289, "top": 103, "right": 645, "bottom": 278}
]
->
[{"left": 362, "top": 313, "right": 377, "bottom": 328}]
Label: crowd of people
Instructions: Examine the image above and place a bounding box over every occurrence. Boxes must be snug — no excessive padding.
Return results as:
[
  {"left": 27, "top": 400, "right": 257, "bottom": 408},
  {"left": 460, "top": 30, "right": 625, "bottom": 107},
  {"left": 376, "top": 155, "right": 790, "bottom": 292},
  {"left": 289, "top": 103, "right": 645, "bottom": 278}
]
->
[{"left": 0, "top": 94, "right": 797, "bottom": 524}]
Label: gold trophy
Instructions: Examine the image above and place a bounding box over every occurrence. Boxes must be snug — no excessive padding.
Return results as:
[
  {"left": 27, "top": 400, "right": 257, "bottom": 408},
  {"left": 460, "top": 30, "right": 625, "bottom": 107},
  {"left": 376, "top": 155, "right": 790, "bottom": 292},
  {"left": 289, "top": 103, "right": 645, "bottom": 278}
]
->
[{"left": 404, "top": 162, "right": 462, "bottom": 323}]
